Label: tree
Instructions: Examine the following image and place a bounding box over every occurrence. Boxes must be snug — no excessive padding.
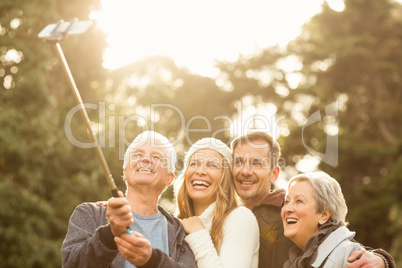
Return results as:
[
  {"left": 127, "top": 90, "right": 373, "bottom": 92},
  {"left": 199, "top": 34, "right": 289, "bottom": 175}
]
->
[
  {"left": 0, "top": 0, "right": 111, "bottom": 266},
  {"left": 287, "top": 0, "right": 402, "bottom": 252},
  {"left": 105, "top": 56, "right": 238, "bottom": 154}
]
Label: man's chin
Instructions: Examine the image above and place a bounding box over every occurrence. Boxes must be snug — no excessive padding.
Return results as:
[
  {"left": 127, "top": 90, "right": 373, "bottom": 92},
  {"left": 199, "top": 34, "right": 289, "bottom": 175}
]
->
[{"left": 236, "top": 185, "right": 255, "bottom": 200}]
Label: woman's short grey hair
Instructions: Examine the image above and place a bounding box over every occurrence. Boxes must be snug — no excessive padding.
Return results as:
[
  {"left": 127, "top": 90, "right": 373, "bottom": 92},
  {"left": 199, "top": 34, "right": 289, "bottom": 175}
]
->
[
  {"left": 123, "top": 131, "right": 176, "bottom": 173},
  {"left": 288, "top": 171, "right": 348, "bottom": 226}
]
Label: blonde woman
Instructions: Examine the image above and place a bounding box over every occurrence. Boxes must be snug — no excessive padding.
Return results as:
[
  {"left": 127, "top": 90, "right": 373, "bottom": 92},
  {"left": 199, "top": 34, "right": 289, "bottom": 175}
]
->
[{"left": 175, "top": 137, "right": 259, "bottom": 268}]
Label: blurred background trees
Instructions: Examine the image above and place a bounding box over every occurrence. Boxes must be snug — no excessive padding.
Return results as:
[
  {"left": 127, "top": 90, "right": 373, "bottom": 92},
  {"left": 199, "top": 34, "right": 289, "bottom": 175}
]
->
[
  {"left": 1, "top": 0, "right": 401, "bottom": 266},
  {"left": 0, "top": 0, "right": 110, "bottom": 266}
]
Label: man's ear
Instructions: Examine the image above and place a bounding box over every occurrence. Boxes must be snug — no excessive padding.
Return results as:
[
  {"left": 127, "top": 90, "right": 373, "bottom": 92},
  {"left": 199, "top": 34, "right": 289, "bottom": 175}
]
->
[
  {"left": 123, "top": 168, "right": 127, "bottom": 181},
  {"left": 166, "top": 172, "right": 175, "bottom": 186},
  {"left": 318, "top": 210, "right": 331, "bottom": 225},
  {"left": 270, "top": 166, "right": 280, "bottom": 184}
]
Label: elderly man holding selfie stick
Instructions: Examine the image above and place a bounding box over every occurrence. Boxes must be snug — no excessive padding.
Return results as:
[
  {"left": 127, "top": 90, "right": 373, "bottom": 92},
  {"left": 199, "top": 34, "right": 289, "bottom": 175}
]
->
[
  {"left": 62, "top": 131, "right": 196, "bottom": 268},
  {"left": 39, "top": 21, "right": 195, "bottom": 268}
]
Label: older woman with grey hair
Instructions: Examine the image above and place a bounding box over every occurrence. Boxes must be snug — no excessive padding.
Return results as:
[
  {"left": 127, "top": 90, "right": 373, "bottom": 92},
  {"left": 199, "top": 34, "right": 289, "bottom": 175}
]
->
[{"left": 281, "top": 171, "right": 363, "bottom": 267}]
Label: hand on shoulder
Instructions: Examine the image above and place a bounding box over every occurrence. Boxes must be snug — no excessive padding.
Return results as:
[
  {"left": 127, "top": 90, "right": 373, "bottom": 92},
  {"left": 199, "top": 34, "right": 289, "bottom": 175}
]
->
[{"left": 180, "top": 216, "right": 205, "bottom": 234}]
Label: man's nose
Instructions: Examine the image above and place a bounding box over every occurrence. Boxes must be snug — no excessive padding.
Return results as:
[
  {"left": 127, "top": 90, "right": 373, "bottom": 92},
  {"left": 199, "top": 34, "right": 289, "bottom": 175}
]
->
[
  {"left": 240, "top": 161, "right": 253, "bottom": 176},
  {"left": 140, "top": 154, "right": 152, "bottom": 165}
]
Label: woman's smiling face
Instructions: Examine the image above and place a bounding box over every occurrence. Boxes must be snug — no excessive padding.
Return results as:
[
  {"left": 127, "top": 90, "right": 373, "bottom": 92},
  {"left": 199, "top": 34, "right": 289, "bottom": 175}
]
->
[
  {"left": 185, "top": 149, "right": 223, "bottom": 211},
  {"left": 281, "top": 180, "right": 330, "bottom": 249}
]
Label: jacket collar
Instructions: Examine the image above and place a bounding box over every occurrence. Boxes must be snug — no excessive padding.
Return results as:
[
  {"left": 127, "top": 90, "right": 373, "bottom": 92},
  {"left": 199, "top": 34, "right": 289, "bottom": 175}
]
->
[
  {"left": 259, "top": 188, "right": 286, "bottom": 208},
  {"left": 198, "top": 202, "right": 216, "bottom": 230},
  {"left": 312, "top": 226, "right": 356, "bottom": 267}
]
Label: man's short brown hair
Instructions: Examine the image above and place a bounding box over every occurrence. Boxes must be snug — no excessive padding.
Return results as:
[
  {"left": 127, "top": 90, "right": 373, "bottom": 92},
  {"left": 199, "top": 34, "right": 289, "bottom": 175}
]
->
[{"left": 230, "top": 132, "right": 281, "bottom": 169}]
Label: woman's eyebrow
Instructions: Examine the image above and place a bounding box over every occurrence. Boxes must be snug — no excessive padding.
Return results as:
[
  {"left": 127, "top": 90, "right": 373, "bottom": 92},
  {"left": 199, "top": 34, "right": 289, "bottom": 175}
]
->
[
  {"left": 207, "top": 159, "right": 221, "bottom": 165},
  {"left": 294, "top": 194, "right": 310, "bottom": 201}
]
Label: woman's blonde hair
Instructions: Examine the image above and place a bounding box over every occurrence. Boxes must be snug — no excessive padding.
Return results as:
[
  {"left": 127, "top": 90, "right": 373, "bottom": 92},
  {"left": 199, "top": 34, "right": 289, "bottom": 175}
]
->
[{"left": 174, "top": 138, "right": 238, "bottom": 252}]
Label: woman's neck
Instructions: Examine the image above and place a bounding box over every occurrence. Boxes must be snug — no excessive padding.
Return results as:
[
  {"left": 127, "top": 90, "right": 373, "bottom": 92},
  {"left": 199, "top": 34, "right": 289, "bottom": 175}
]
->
[{"left": 193, "top": 201, "right": 213, "bottom": 216}]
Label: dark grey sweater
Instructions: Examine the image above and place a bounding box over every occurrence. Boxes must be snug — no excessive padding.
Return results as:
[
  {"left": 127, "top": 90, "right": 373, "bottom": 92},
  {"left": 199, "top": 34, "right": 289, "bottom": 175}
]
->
[{"left": 61, "top": 202, "right": 196, "bottom": 268}]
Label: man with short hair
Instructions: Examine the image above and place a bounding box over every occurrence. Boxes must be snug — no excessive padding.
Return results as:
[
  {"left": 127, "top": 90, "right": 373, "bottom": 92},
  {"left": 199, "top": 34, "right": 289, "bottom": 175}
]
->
[
  {"left": 231, "top": 131, "right": 395, "bottom": 268},
  {"left": 62, "top": 131, "right": 196, "bottom": 268}
]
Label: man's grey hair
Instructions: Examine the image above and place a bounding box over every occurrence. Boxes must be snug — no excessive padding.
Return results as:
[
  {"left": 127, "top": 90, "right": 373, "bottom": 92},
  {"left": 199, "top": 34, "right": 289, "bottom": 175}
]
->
[{"left": 123, "top": 131, "right": 176, "bottom": 173}]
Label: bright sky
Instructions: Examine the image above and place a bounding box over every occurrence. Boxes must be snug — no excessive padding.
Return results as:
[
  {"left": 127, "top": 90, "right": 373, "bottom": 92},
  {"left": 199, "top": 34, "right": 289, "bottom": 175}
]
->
[{"left": 91, "top": 0, "right": 345, "bottom": 77}]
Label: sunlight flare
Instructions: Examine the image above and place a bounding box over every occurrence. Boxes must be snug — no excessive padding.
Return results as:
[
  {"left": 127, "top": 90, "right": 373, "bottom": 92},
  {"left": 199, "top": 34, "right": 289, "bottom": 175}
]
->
[{"left": 91, "top": 0, "right": 325, "bottom": 76}]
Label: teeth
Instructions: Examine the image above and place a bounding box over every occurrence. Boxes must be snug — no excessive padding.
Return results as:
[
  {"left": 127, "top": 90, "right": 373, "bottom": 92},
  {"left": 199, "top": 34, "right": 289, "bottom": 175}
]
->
[
  {"left": 192, "top": 180, "right": 210, "bottom": 187},
  {"left": 139, "top": 168, "right": 152, "bottom": 172},
  {"left": 287, "top": 219, "right": 298, "bottom": 224},
  {"left": 240, "top": 181, "right": 254, "bottom": 185}
]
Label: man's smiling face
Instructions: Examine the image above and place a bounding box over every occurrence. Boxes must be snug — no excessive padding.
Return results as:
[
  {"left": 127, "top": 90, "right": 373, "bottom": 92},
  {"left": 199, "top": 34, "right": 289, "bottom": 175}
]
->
[
  {"left": 232, "top": 139, "right": 279, "bottom": 209},
  {"left": 124, "top": 140, "right": 172, "bottom": 192}
]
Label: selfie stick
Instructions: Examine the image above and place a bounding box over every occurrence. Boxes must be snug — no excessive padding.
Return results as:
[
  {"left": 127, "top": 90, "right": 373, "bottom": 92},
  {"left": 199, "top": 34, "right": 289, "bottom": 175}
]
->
[{"left": 38, "top": 19, "right": 120, "bottom": 198}]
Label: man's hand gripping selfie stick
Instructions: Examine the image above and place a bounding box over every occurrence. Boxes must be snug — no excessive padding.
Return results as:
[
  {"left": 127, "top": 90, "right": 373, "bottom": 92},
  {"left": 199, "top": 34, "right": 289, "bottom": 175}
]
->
[{"left": 39, "top": 19, "right": 132, "bottom": 235}]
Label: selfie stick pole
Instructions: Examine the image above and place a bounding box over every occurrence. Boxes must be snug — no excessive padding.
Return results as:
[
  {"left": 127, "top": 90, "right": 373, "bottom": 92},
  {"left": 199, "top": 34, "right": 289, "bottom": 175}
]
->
[{"left": 38, "top": 19, "right": 119, "bottom": 197}]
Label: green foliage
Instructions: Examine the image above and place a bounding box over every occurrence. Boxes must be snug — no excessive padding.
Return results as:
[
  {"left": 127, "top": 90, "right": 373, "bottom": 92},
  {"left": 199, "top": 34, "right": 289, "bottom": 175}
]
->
[
  {"left": 0, "top": 180, "right": 63, "bottom": 267},
  {"left": 289, "top": 0, "right": 402, "bottom": 252},
  {"left": 0, "top": 0, "right": 111, "bottom": 266},
  {"left": 105, "top": 56, "right": 239, "bottom": 154}
]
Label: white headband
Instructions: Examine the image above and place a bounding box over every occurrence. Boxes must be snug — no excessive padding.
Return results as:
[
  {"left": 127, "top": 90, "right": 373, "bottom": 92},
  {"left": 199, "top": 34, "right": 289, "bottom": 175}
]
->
[{"left": 184, "top": 137, "right": 232, "bottom": 168}]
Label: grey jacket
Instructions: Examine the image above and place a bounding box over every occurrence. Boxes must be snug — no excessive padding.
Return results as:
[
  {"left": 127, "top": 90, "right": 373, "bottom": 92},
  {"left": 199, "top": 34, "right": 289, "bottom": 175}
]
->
[
  {"left": 312, "top": 226, "right": 362, "bottom": 268},
  {"left": 61, "top": 202, "right": 196, "bottom": 268}
]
